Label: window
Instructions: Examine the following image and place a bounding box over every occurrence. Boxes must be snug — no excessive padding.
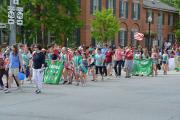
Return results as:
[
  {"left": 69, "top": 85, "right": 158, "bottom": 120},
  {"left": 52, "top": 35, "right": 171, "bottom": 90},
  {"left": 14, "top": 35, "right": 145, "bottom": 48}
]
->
[
  {"left": 120, "top": 0, "right": 128, "bottom": 18},
  {"left": 168, "top": 14, "right": 173, "bottom": 26},
  {"left": 118, "top": 30, "right": 127, "bottom": 47},
  {"left": 146, "top": 9, "right": 154, "bottom": 24},
  {"left": 90, "top": 0, "right": 102, "bottom": 14},
  {"left": 106, "top": 0, "right": 116, "bottom": 14},
  {"left": 131, "top": 30, "right": 138, "bottom": 47},
  {"left": 132, "top": 3, "right": 140, "bottom": 20},
  {"left": 167, "top": 33, "right": 175, "bottom": 43}
]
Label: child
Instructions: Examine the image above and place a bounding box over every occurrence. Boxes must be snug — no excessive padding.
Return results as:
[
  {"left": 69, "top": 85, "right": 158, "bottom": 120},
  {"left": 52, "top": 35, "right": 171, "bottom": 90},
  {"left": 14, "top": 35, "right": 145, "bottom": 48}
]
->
[
  {"left": 73, "top": 50, "right": 82, "bottom": 86},
  {"left": 79, "top": 53, "right": 88, "bottom": 86},
  {"left": 162, "top": 50, "right": 169, "bottom": 75},
  {"left": 151, "top": 48, "right": 158, "bottom": 76}
]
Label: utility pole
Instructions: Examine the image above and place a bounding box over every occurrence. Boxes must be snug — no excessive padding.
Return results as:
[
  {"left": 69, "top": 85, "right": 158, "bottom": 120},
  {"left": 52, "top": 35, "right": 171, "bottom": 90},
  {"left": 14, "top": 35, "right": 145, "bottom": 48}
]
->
[{"left": 9, "top": 0, "right": 16, "bottom": 45}]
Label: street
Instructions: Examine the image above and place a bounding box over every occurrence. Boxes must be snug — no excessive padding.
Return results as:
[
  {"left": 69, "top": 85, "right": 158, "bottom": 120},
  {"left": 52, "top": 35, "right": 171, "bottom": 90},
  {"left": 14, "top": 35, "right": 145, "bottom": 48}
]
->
[{"left": 0, "top": 71, "right": 180, "bottom": 120}]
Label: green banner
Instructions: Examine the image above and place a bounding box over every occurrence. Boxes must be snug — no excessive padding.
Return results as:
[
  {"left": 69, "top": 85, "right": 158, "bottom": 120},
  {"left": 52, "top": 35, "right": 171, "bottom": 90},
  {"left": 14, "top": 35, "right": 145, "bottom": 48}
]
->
[
  {"left": 132, "top": 58, "right": 152, "bottom": 76},
  {"left": 43, "top": 60, "right": 64, "bottom": 84},
  {"left": 175, "top": 56, "right": 180, "bottom": 71}
]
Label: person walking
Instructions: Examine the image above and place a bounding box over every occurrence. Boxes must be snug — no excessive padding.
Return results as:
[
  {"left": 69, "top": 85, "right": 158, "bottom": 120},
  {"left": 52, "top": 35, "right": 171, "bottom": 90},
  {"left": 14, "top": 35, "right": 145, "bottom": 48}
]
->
[
  {"left": 95, "top": 48, "right": 105, "bottom": 80},
  {"left": 0, "top": 47, "right": 6, "bottom": 90},
  {"left": 4, "top": 45, "right": 23, "bottom": 93},
  {"left": 124, "top": 45, "right": 134, "bottom": 78},
  {"left": 151, "top": 48, "right": 158, "bottom": 76},
  {"left": 113, "top": 45, "right": 123, "bottom": 77},
  {"left": 105, "top": 47, "right": 113, "bottom": 76},
  {"left": 73, "top": 50, "right": 82, "bottom": 86},
  {"left": 162, "top": 50, "right": 169, "bottom": 75},
  {"left": 32, "top": 44, "right": 45, "bottom": 94},
  {"left": 79, "top": 53, "right": 88, "bottom": 86}
]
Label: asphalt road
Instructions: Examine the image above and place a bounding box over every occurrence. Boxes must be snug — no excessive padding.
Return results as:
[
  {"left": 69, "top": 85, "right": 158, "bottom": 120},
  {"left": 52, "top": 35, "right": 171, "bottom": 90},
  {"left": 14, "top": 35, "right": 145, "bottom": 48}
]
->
[{"left": 0, "top": 71, "right": 180, "bottom": 120}]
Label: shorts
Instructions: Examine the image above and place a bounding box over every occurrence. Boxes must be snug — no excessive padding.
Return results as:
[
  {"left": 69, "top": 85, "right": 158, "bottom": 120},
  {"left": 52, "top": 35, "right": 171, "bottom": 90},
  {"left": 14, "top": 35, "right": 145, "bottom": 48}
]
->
[
  {"left": 125, "top": 60, "right": 133, "bottom": 71},
  {"left": 74, "top": 67, "right": 80, "bottom": 75},
  {"left": 89, "top": 62, "right": 95, "bottom": 67},
  {"left": 9, "top": 68, "right": 19, "bottom": 77},
  {"left": 162, "top": 61, "right": 167, "bottom": 64}
]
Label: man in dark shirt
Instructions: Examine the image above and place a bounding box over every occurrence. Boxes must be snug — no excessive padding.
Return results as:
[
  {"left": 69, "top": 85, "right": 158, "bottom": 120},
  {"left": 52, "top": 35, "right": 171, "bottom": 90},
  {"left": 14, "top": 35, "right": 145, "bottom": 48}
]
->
[{"left": 32, "top": 44, "right": 45, "bottom": 94}]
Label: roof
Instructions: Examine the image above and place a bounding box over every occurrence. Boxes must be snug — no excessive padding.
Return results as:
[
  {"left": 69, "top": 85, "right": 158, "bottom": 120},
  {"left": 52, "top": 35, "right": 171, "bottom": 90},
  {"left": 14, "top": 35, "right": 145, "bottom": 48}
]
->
[{"left": 143, "top": 0, "right": 178, "bottom": 13}]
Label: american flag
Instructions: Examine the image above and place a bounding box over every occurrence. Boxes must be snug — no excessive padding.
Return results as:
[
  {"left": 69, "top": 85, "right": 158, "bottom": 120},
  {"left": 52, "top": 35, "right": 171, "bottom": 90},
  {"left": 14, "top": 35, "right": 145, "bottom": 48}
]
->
[{"left": 134, "top": 32, "right": 144, "bottom": 41}]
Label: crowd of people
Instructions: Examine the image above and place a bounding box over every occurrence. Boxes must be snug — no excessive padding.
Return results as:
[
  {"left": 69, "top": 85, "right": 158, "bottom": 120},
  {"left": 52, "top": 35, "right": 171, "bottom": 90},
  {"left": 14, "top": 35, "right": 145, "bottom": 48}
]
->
[{"left": 0, "top": 42, "right": 179, "bottom": 94}]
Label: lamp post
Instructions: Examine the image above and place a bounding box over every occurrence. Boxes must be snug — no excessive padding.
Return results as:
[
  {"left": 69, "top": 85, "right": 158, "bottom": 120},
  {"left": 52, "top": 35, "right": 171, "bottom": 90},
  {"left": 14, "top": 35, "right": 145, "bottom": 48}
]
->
[
  {"left": 9, "top": 0, "right": 17, "bottom": 45},
  {"left": 148, "top": 16, "right": 152, "bottom": 52}
]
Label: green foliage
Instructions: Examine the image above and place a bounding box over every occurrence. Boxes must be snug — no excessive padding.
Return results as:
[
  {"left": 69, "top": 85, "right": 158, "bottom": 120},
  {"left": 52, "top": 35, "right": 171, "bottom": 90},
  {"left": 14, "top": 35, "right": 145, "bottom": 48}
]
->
[
  {"left": 0, "top": 0, "right": 83, "bottom": 45},
  {"left": 175, "top": 29, "right": 180, "bottom": 45},
  {"left": 0, "top": 0, "right": 8, "bottom": 23},
  {"left": 91, "top": 9, "right": 120, "bottom": 42},
  {"left": 161, "top": 0, "right": 180, "bottom": 10}
]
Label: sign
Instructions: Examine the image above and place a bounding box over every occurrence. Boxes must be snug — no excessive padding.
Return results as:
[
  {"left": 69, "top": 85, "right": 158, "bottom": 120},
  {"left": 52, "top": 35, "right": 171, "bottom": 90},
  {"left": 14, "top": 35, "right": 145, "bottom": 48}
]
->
[
  {"left": 8, "top": 6, "right": 15, "bottom": 25},
  {"left": 13, "top": 0, "right": 19, "bottom": 5},
  {"left": 7, "top": 6, "right": 23, "bottom": 26},
  {"left": 0, "top": 23, "right": 7, "bottom": 28},
  {"left": 16, "top": 7, "right": 23, "bottom": 26}
]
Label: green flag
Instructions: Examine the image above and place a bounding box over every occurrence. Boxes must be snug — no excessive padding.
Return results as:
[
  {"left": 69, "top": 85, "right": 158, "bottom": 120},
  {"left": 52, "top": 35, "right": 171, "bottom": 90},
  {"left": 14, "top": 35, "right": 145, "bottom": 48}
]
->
[
  {"left": 44, "top": 60, "right": 64, "bottom": 84},
  {"left": 175, "top": 56, "right": 180, "bottom": 71},
  {"left": 132, "top": 58, "right": 153, "bottom": 76}
]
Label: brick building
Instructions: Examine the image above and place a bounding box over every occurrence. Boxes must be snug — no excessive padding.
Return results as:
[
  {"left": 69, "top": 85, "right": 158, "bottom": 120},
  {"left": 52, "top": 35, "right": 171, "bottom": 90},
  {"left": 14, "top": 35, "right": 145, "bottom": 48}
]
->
[{"left": 78, "top": 0, "right": 179, "bottom": 48}]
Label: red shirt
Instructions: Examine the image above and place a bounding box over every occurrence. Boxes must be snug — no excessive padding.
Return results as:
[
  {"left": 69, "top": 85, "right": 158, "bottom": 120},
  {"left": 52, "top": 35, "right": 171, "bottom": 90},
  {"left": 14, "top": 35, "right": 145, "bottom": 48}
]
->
[
  {"left": 105, "top": 51, "right": 113, "bottom": 63},
  {"left": 125, "top": 49, "right": 133, "bottom": 60}
]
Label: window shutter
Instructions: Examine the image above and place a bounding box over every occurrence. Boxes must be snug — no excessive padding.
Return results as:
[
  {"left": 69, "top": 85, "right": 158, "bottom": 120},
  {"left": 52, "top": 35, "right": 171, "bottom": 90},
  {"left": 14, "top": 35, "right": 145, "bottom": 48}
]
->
[
  {"left": 113, "top": 0, "right": 116, "bottom": 14},
  {"left": 162, "top": 13, "right": 165, "bottom": 25},
  {"left": 125, "top": 31, "right": 128, "bottom": 47},
  {"left": 99, "top": 0, "right": 102, "bottom": 11},
  {"left": 138, "top": 3, "right": 140, "bottom": 20},
  {"left": 168, "top": 14, "right": 170, "bottom": 25},
  {"left": 118, "top": 31, "right": 121, "bottom": 44},
  {"left": 131, "top": 31, "right": 134, "bottom": 45},
  {"left": 90, "top": 0, "right": 94, "bottom": 14},
  {"left": 119, "top": 0, "right": 122, "bottom": 17},
  {"left": 132, "top": 3, "right": 134, "bottom": 19},
  {"left": 146, "top": 10, "right": 148, "bottom": 23},
  {"left": 152, "top": 11, "right": 154, "bottom": 24},
  {"left": 126, "top": 2, "right": 128, "bottom": 19}
]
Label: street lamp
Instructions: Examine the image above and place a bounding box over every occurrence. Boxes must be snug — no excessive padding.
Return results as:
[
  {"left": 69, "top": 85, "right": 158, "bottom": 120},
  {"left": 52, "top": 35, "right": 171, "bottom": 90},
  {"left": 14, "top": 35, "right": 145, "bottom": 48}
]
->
[{"left": 148, "top": 16, "right": 152, "bottom": 52}]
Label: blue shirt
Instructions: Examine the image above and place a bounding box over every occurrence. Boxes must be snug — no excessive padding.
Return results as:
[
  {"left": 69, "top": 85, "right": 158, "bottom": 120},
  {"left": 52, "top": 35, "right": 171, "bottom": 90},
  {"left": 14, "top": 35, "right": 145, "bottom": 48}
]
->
[{"left": 9, "top": 52, "right": 20, "bottom": 68}]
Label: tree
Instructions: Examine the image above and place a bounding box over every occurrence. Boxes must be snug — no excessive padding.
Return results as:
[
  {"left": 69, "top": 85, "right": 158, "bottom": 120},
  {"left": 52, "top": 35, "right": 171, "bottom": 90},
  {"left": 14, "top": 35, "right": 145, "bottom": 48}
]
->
[
  {"left": 91, "top": 9, "right": 120, "bottom": 43},
  {"left": 0, "top": 0, "right": 83, "bottom": 46}
]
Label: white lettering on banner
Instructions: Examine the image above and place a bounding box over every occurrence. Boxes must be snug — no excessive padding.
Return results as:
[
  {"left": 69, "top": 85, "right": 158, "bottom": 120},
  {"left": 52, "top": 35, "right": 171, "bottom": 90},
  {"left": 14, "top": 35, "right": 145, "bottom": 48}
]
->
[{"left": 13, "top": 0, "right": 19, "bottom": 5}]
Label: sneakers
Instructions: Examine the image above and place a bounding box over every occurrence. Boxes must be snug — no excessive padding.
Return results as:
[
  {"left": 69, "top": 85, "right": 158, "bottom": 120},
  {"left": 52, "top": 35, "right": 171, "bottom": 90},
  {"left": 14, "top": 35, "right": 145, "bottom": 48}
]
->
[
  {"left": 62, "top": 81, "right": 68, "bottom": 85},
  {"left": 35, "top": 89, "right": 41, "bottom": 94},
  {"left": 125, "top": 76, "right": 131, "bottom": 78},
  {"left": 4, "top": 88, "right": 10, "bottom": 93},
  {"left": 0, "top": 86, "right": 4, "bottom": 90}
]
